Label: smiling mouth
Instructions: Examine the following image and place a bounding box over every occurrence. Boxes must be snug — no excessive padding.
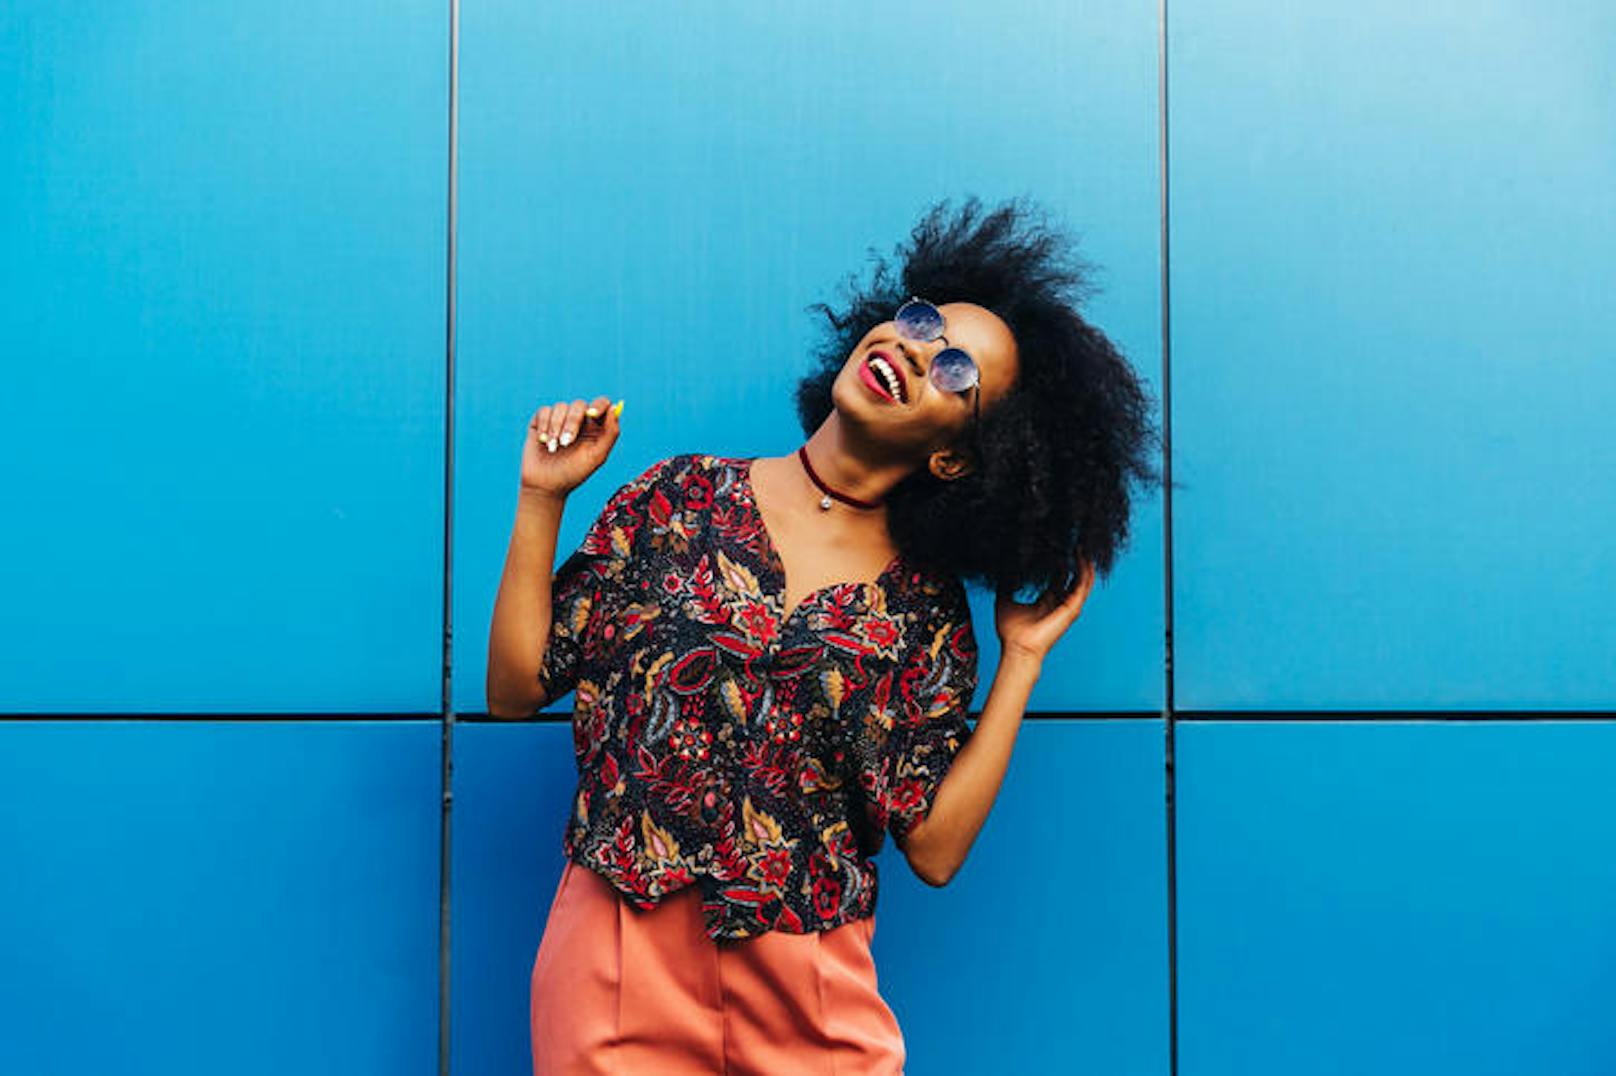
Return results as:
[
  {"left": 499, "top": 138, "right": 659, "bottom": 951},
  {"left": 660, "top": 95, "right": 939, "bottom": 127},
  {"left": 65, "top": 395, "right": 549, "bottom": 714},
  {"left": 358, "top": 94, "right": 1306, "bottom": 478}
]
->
[{"left": 861, "top": 353, "right": 907, "bottom": 403}]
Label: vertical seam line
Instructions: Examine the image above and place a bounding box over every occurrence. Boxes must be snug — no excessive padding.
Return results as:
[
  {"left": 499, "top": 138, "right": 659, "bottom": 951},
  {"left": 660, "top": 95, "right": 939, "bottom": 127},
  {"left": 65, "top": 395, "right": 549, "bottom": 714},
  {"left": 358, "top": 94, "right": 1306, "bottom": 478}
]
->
[
  {"left": 437, "top": 0, "right": 460, "bottom": 1074},
  {"left": 1157, "top": 0, "right": 1179, "bottom": 1075}
]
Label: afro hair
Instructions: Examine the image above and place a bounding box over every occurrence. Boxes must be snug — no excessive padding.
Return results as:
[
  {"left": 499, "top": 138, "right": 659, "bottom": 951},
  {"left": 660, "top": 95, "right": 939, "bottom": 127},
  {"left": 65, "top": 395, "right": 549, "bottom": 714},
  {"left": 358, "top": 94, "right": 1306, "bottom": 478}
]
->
[{"left": 794, "top": 194, "right": 1167, "bottom": 602}]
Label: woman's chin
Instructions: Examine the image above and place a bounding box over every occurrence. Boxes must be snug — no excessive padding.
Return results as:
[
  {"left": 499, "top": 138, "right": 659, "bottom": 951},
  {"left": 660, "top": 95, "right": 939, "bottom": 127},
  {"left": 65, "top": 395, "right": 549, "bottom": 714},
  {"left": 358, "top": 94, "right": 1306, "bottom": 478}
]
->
[
  {"left": 829, "top": 390, "right": 879, "bottom": 434},
  {"left": 832, "top": 374, "right": 897, "bottom": 424}
]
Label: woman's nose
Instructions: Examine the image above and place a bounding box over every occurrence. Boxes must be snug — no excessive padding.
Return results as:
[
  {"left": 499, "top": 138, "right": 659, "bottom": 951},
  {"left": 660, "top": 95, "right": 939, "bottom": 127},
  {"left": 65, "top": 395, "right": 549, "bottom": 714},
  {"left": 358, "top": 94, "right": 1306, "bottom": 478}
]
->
[{"left": 897, "top": 337, "right": 935, "bottom": 368}]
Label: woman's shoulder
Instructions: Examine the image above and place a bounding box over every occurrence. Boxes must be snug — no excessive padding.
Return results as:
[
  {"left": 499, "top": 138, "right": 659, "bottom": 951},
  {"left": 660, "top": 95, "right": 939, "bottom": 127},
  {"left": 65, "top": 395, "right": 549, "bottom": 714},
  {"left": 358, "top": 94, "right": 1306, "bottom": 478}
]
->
[
  {"left": 632, "top": 450, "right": 746, "bottom": 481},
  {"left": 609, "top": 451, "right": 711, "bottom": 494},
  {"left": 885, "top": 559, "right": 972, "bottom": 631},
  {"left": 630, "top": 451, "right": 761, "bottom": 500},
  {"left": 602, "top": 451, "right": 749, "bottom": 521}
]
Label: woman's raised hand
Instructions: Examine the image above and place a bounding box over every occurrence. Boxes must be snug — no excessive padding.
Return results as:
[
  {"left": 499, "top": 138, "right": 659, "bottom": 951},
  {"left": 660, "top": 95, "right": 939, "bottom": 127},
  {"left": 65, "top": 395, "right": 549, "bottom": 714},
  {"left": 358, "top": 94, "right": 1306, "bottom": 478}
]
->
[
  {"left": 520, "top": 395, "right": 623, "bottom": 498},
  {"left": 993, "top": 556, "right": 1097, "bottom": 664}
]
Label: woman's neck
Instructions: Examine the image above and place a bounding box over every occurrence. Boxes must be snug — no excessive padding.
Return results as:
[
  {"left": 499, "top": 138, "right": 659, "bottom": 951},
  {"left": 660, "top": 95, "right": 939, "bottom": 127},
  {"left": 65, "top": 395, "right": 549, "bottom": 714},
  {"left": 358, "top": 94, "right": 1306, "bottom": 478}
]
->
[{"left": 791, "top": 419, "right": 910, "bottom": 508}]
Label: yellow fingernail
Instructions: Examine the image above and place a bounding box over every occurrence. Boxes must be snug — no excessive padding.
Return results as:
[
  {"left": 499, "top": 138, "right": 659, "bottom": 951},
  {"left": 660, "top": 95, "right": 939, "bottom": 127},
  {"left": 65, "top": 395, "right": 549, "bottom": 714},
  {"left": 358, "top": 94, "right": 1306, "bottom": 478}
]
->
[
  {"left": 611, "top": 399, "right": 624, "bottom": 418},
  {"left": 585, "top": 406, "right": 599, "bottom": 417}
]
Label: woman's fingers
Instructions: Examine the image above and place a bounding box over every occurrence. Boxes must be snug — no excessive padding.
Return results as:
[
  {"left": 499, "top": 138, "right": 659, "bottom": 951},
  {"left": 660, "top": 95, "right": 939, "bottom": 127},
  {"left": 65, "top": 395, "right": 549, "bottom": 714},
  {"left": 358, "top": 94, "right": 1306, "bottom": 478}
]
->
[
  {"left": 532, "top": 395, "right": 620, "bottom": 454},
  {"left": 543, "top": 400, "right": 567, "bottom": 449},
  {"left": 557, "top": 399, "right": 587, "bottom": 449},
  {"left": 1061, "top": 559, "right": 1096, "bottom": 618},
  {"left": 539, "top": 399, "right": 567, "bottom": 452},
  {"left": 583, "top": 394, "right": 611, "bottom": 423}
]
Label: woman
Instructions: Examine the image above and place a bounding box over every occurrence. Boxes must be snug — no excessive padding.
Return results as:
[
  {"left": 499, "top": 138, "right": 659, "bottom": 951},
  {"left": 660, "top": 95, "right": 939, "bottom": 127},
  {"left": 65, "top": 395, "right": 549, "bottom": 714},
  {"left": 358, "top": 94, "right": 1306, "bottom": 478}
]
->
[{"left": 487, "top": 195, "right": 1164, "bottom": 1074}]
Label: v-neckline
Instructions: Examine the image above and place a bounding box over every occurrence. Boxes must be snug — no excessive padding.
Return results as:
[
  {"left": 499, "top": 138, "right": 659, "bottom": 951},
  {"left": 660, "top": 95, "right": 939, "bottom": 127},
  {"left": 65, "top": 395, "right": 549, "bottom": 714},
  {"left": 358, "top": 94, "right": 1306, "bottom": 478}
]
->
[{"left": 737, "top": 456, "right": 904, "bottom": 627}]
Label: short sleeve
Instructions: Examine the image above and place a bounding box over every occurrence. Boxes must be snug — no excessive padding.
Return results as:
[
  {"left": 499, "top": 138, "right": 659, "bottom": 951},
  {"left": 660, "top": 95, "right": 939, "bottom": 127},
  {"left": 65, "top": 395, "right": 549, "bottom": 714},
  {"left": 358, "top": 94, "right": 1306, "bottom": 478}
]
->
[
  {"left": 876, "top": 578, "right": 979, "bottom": 845},
  {"left": 536, "top": 455, "right": 677, "bottom": 706}
]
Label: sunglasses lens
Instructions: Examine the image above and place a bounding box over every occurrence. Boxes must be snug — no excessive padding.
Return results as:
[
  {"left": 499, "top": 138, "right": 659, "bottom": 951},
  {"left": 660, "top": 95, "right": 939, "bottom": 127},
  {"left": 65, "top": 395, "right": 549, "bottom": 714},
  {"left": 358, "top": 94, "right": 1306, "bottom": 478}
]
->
[
  {"left": 931, "top": 348, "right": 979, "bottom": 392},
  {"left": 895, "top": 300, "right": 944, "bottom": 341}
]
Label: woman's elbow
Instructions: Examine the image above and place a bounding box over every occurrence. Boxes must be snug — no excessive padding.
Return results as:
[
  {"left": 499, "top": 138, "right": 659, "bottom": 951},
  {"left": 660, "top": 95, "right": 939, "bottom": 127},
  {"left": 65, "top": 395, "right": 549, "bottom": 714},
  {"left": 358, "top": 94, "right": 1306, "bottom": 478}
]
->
[
  {"left": 901, "top": 824, "right": 962, "bottom": 887},
  {"left": 486, "top": 681, "right": 545, "bottom": 719}
]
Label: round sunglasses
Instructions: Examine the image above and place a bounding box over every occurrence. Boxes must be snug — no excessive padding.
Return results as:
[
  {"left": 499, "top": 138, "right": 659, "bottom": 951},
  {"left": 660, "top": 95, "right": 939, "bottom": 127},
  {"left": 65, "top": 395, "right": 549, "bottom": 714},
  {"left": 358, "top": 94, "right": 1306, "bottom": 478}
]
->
[
  {"left": 894, "top": 296, "right": 981, "bottom": 394},
  {"left": 893, "top": 296, "right": 983, "bottom": 440}
]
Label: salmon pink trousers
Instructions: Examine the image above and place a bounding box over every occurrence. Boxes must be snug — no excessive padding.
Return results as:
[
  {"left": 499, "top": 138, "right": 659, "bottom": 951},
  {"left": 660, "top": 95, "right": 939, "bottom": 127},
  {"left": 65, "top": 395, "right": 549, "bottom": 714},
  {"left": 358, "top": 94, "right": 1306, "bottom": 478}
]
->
[{"left": 531, "top": 859, "right": 908, "bottom": 1074}]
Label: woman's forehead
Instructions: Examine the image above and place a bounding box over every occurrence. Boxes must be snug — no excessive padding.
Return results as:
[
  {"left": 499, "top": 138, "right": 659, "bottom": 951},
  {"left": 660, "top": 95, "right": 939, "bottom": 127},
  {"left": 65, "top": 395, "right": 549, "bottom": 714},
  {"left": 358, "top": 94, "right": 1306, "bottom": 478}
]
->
[{"left": 937, "top": 302, "right": 1017, "bottom": 361}]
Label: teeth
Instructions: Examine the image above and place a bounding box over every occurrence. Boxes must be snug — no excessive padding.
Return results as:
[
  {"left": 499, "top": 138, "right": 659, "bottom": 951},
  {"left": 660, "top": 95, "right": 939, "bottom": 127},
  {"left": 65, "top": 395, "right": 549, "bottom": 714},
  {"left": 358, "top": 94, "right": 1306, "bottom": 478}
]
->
[{"left": 869, "top": 355, "right": 904, "bottom": 402}]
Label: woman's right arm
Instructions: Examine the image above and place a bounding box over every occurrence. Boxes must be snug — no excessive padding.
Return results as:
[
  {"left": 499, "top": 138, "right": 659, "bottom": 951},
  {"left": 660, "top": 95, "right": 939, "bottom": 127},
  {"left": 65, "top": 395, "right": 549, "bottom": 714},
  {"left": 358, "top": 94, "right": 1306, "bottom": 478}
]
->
[
  {"left": 485, "top": 394, "right": 622, "bottom": 718},
  {"left": 486, "top": 486, "right": 569, "bottom": 717}
]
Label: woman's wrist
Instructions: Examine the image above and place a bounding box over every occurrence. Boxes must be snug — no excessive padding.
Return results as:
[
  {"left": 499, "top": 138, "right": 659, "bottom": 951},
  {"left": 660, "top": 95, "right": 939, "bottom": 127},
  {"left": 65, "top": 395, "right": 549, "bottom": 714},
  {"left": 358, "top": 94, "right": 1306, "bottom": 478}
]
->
[
  {"left": 518, "top": 484, "right": 570, "bottom": 509},
  {"left": 997, "top": 644, "right": 1044, "bottom": 681}
]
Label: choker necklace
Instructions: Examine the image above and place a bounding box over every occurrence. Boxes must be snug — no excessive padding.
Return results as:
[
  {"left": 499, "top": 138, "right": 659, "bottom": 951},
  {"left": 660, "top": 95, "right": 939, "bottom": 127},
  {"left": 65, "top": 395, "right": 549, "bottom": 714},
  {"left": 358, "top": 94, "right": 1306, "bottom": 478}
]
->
[{"left": 796, "top": 446, "right": 884, "bottom": 511}]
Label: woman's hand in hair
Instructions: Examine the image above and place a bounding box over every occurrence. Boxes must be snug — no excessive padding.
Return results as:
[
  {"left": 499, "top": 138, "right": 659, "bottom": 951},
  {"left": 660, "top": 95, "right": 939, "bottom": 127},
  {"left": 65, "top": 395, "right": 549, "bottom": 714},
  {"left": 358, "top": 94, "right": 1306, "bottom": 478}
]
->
[
  {"left": 993, "top": 556, "right": 1096, "bottom": 664},
  {"left": 520, "top": 395, "right": 623, "bottom": 498}
]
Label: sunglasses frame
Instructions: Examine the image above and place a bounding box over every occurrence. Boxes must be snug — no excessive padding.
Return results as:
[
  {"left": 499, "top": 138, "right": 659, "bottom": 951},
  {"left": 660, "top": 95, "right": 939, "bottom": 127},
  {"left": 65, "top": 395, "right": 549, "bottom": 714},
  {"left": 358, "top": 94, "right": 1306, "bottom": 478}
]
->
[{"left": 893, "top": 296, "right": 983, "bottom": 454}]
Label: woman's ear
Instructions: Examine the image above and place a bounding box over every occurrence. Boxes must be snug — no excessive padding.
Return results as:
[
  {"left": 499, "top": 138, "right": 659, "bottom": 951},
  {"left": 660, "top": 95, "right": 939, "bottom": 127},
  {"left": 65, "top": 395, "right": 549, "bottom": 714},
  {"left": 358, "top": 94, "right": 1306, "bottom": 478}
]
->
[{"left": 927, "top": 447, "right": 974, "bottom": 482}]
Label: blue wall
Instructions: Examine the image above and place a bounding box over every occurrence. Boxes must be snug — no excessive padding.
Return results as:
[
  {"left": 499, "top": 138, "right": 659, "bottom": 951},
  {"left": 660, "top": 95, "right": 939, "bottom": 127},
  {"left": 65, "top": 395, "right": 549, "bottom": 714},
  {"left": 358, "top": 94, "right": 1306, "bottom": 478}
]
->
[{"left": 3, "top": 0, "right": 1612, "bottom": 1073}]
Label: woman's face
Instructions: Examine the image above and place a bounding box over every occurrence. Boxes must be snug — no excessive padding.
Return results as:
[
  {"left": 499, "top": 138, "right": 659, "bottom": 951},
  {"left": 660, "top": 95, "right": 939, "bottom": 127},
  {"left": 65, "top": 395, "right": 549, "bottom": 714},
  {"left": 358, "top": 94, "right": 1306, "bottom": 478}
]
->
[{"left": 833, "top": 301, "right": 1020, "bottom": 465}]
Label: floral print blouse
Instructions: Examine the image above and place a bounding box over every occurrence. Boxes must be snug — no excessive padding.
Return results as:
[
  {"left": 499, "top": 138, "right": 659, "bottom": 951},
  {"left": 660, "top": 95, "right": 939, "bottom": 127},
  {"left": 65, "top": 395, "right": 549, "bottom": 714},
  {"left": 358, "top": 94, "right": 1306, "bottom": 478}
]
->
[{"left": 536, "top": 451, "right": 978, "bottom": 942}]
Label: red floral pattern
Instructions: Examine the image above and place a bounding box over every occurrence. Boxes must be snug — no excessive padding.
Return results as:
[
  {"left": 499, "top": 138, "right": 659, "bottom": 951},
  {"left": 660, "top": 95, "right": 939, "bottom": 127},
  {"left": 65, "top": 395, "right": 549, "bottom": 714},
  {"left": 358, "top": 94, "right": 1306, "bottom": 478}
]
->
[{"left": 536, "top": 453, "right": 978, "bottom": 941}]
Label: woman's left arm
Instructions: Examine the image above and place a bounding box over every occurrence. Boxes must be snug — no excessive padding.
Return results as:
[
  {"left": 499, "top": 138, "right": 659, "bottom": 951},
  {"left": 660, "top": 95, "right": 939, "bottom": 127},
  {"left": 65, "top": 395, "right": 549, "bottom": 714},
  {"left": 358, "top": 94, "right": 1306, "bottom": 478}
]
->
[{"left": 902, "top": 558, "right": 1097, "bottom": 886}]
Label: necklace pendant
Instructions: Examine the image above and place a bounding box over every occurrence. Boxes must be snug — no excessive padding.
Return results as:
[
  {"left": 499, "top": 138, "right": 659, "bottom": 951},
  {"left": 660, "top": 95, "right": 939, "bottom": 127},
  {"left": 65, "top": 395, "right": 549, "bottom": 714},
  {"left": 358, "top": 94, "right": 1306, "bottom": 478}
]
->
[{"left": 818, "top": 494, "right": 832, "bottom": 510}]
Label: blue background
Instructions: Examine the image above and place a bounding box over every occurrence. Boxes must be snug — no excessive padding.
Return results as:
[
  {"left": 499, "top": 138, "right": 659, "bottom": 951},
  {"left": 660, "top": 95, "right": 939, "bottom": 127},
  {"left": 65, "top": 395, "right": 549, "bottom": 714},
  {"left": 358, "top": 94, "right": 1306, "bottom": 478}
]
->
[{"left": 2, "top": 0, "right": 1612, "bottom": 1073}]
